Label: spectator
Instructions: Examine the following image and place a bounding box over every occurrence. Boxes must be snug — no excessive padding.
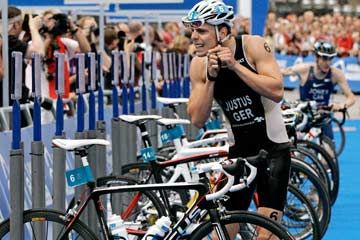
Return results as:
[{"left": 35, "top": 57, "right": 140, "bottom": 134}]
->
[
  {"left": 169, "top": 35, "right": 191, "bottom": 54},
  {"left": 162, "top": 22, "right": 180, "bottom": 45},
  {"left": 232, "top": 16, "right": 250, "bottom": 37},
  {"left": 104, "top": 27, "right": 119, "bottom": 56},
  {"left": 128, "top": 21, "right": 144, "bottom": 43},
  {"left": 0, "top": 6, "right": 44, "bottom": 107},
  {"left": 42, "top": 13, "right": 90, "bottom": 99},
  {"left": 274, "top": 19, "right": 291, "bottom": 54},
  {"left": 303, "top": 10, "right": 314, "bottom": 31},
  {"left": 350, "top": 32, "right": 359, "bottom": 58},
  {"left": 103, "top": 27, "right": 119, "bottom": 90},
  {"left": 287, "top": 31, "right": 301, "bottom": 55},
  {"left": 116, "top": 23, "right": 129, "bottom": 51},
  {"left": 117, "top": 23, "right": 129, "bottom": 35},
  {"left": 77, "top": 16, "right": 98, "bottom": 52},
  {"left": 336, "top": 29, "right": 353, "bottom": 57}
]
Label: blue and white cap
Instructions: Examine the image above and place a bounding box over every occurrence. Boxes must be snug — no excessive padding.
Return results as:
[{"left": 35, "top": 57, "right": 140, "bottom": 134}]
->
[{"left": 182, "top": 0, "right": 234, "bottom": 28}]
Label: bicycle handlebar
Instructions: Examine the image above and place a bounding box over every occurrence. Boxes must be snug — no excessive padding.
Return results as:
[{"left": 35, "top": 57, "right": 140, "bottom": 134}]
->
[
  {"left": 197, "top": 150, "right": 267, "bottom": 201},
  {"left": 197, "top": 161, "right": 234, "bottom": 201}
]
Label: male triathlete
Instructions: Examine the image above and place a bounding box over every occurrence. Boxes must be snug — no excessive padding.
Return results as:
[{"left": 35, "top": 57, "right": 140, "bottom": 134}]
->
[{"left": 184, "top": 0, "right": 291, "bottom": 237}]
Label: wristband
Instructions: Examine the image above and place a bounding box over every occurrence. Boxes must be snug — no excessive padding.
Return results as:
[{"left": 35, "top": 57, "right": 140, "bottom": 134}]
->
[{"left": 207, "top": 70, "right": 217, "bottom": 82}]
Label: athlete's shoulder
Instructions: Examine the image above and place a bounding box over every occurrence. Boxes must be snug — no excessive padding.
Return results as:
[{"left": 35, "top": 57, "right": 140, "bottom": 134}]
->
[
  {"left": 190, "top": 55, "right": 206, "bottom": 65},
  {"left": 242, "top": 35, "right": 273, "bottom": 63},
  {"left": 189, "top": 56, "right": 206, "bottom": 82},
  {"left": 330, "top": 66, "right": 346, "bottom": 81},
  {"left": 243, "top": 34, "right": 264, "bottom": 42}
]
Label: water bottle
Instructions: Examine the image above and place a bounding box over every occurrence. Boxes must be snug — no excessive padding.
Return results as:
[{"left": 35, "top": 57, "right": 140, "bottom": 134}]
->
[
  {"left": 182, "top": 222, "right": 200, "bottom": 236},
  {"left": 142, "top": 216, "right": 171, "bottom": 240},
  {"left": 107, "top": 214, "right": 129, "bottom": 240}
]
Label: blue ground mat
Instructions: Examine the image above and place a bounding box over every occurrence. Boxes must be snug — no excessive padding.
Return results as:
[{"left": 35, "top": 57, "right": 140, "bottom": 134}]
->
[{"left": 324, "top": 119, "right": 360, "bottom": 239}]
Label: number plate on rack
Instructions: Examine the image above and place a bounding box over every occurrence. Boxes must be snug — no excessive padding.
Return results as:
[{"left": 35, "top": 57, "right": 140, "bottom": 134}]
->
[
  {"left": 160, "top": 125, "right": 184, "bottom": 144},
  {"left": 141, "top": 147, "right": 156, "bottom": 162},
  {"left": 65, "top": 166, "right": 94, "bottom": 187}
]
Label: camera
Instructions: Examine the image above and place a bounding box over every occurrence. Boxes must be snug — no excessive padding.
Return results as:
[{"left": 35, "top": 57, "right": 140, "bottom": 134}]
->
[
  {"left": 22, "top": 14, "right": 39, "bottom": 33},
  {"left": 133, "top": 34, "right": 145, "bottom": 52},
  {"left": 117, "top": 31, "right": 126, "bottom": 51},
  {"left": 39, "top": 13, "right": 69, "bottom": 36},
  {"left": 89, "top": 25, "right": 99, "bottom": 37}
]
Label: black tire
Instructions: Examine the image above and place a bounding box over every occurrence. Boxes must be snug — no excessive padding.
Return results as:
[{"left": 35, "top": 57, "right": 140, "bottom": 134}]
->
[
  {"left": 319, "top": 135, "right": 337, "bottom": 163},
  {"left": 297, "top": 140, "right": 339, "bottom": 205},
  {"left": 0, "top": 209, "right": 97, "bottom": 239},
  {"left": 121, "top": 162, "right": 191, "bottom": 215},
  {"left": 96, "top": 175, "right": 167, "bottom": 224},
  {"left": 330, "top": 117, "right": 346, "bottom": 156},
  {"left": 284, "top": 184, "right": 321, "bottom": 240},
  {"left": 291, "top": 146, "right": 331, "bottom": 193},
  {"left": 121, "top": 161, "right": 154, "bottom": 182},
  {"left": 290, "top": 157, "right": 331, "bottom": 237},
  {"left": 189, "top": 211, "right": 294, "bottom": 240}
]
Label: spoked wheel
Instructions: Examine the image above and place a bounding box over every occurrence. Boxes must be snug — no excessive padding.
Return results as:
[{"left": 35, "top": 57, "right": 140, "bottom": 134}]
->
[
  {"left": 0, "top": 209, "right": 97, "bottom": 239},
  {"left": 189, "top": 211, "right": 294, "bottom": 240}
]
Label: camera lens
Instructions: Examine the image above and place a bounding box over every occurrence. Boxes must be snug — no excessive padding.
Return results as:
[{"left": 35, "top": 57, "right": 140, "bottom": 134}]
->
[
  {"left": 134, "top": 35, "right": 143, "bottom": 43},
  {"left": 118, "top": 31, "right": 126, "bottom": 39}
]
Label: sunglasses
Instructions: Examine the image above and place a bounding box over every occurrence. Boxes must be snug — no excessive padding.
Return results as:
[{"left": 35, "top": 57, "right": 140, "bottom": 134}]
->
[
  {"left": 317, "top": 55, "right": 334, "bottom": 61},
  {"left": 182, "top": 19, "right": 205, "bottom": 29}
]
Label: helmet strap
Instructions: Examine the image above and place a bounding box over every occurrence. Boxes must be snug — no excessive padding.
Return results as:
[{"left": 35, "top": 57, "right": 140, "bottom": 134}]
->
[{"left": 215, "top": 25, "right": 231, "bottom": 45}]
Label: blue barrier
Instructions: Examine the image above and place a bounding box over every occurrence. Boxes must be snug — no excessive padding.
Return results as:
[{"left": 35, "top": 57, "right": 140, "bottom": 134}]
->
[
  {"left": 276, "top": 53, "right": 360, "bottom": 92},
  {"left": 0, "top": 105, "right": 118, "bottom": 221}
]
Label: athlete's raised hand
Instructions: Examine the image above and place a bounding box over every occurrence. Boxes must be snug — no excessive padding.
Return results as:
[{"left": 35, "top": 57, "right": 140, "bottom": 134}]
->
[
  {"left": 207, "top": 46, "right": 220, "bottom": 80},
  {"left": 208, "top": 45, "right": 236, "bottom": 70}
]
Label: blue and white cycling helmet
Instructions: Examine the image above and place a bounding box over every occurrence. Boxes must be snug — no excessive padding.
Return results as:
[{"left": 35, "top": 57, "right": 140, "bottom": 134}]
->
[
  {"left": 314, "top": 41, "right": 337, "bottom": 58},
  {"left": 182, "top": 0, "right": 235, "bottom": 29}
]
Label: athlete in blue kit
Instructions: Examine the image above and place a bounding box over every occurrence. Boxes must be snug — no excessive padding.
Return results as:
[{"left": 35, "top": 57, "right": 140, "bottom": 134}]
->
[{"left": 282, "top": 41, "right": 355, "bottom": 139}]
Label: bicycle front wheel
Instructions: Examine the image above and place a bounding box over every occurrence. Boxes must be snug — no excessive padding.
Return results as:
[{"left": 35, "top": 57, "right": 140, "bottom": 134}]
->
[
  {"left": 330, "top": 117, "right": 346, "bottom": 156},
  {"left": 0, "top": 208, "right": 97, "bottom": 239},
  {"left": 189, "top": 211, "right": 294, "bottom": 240}
]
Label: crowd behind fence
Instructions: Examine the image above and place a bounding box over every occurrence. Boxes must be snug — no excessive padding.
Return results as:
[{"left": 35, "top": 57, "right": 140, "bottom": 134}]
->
[{"left": 1, "top": 7, "right": 359, "bottom": 109}]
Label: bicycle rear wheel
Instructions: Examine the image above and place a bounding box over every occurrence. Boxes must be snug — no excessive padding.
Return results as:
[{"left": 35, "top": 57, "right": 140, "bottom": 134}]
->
[
  {"left": 189, "top": 211, "right": 293, "bottom": 240},
  {"left": 283, "top": 184, "right": 321, "bottom": 240},
  {"left": 329, "top": 117, "right": 346, "bottom": 156},
  {"left": 290, "top": 157, "right": 331, "bottom": 237},
  {"left": 296, "top": 140, "right": 339, "bottom": 205},
  {"left": 0, "top": 209, "right": 97, "bottom": 239},
  {"left": 96, "top": 175, "right": 167, "bottom": 225},
  {"left": 121, "top": 162, "right": 192, "bottom": 208}
]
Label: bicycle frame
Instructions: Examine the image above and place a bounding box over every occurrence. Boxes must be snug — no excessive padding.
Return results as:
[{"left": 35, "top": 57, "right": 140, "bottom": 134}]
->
[
  {"left": 61, "top": 172, "right": 209, "bottom": 240},
  {"left": 135, "top": 121, "right": 228, "bottom": 214},
  {"left": 60, "top": 148, "right": 237, "bottom": 240}
]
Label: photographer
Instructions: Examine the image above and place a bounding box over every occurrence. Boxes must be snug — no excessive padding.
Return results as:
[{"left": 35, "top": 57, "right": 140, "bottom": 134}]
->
[
  {"left": 42, "top": 13, "right": 90, "bottom": 99},
  {"left": 0, "top": 6, "right": 44, "bottom": 107}
]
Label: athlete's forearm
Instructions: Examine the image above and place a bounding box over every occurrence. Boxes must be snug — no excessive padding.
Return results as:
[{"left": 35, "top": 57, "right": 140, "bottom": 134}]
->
[
  {"left": 187, "top": 81, "right": 215, "bottom": 128},
  {"left": 281, "top": 68, "right": 295, "bottom": 76},
  {"left": 345, "top": 94, "right": 356, "bottom": 108},
  {"left": 230, "top": 62, "right": 284, "bottom": 102}
]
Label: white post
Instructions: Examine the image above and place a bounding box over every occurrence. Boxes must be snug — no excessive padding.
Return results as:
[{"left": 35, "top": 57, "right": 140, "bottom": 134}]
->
[
  {"left": 1, "top": 0, "right": 9, "bottom": 106},
  {"left": 238, "top": 0, "right": 252, "bottom": 34},
  {"left": 99, "top": 1, "right": 105, "bottom": 53}
]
